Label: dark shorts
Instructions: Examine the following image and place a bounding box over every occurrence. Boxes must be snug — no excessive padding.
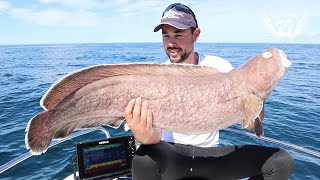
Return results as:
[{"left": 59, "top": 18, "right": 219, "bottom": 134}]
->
[{"left": 132, "top": 141, "right": 295, "bottom": 180}]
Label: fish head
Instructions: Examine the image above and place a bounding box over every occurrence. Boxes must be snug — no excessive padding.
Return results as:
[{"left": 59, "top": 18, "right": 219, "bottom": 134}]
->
[{"left": 241, "top": 48, "right": 292, "bottom": 100}]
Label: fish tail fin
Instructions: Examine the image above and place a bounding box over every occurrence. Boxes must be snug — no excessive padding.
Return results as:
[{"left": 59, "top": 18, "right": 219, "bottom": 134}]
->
[
  {"left": 52, "top": 118, "right": 125, "bottom": 139},
  {"left": 25, "top": 111, "right": 55, "bottom": 155},
  {"left": 53, "top": 125, "right": 76, "bottom": 139}
]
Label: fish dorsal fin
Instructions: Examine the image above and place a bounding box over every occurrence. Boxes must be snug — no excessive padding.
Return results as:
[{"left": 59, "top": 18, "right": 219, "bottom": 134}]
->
[{"left": 41, "top": 63, "right": 219, "bottom": 110}]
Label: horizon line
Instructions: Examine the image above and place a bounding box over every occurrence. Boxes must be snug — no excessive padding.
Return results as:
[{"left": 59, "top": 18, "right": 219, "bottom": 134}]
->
[{"left": 1, "top": 42, "right": 319, "bottom": 46}]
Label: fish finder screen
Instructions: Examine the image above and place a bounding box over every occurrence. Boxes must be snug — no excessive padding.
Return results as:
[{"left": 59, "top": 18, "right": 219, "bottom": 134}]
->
[
  {"left": 82, "top": 142, "right": 128, "bottom": 174},
  {"left": 77, "top": 135, "right": 135, "bottom": 179}
]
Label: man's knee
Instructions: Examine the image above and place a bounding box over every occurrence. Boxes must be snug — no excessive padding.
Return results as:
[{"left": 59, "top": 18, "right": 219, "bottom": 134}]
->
[
  {"left": 262, "top": 149, "right": 295, "bottom": 179},
  {"left": 132, "top": 153, "right": 161, "bottom": 179},
  {"left": 132, "top": 154, "right": 159, "bottom": 171},
  {"left": 275, "top": 149, "right": 295, "bottom": 174}
]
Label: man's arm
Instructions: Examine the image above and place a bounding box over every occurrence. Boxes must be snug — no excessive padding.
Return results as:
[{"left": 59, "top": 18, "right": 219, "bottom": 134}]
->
[{"left": 125, "top": 97, "right": 162, "bottom": 144}]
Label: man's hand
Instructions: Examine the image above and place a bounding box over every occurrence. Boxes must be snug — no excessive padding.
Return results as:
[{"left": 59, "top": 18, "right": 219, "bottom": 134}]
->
[{"left": 125, "top": 97, "right": 161, "bottom": 144}]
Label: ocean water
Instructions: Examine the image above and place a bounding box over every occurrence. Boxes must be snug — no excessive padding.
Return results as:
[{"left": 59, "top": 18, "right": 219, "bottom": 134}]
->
[{"left": 0, "top": 43, "right": 319, "bottom": 179}]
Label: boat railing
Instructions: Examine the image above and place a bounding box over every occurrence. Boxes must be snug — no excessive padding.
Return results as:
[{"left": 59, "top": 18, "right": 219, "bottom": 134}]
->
[
  {"left": 0, "top": 126, "right": 111, "bottom": 174},
  {"left": 1, "top": 127, "right": 319, "bottom": 175},
  {"left": 223, "top": 128, "right": 320, "bottom": 158}
]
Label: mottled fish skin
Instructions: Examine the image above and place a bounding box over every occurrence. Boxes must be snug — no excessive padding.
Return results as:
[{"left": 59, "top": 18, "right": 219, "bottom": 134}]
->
[{"left": 25, "top": 48, "right": 292, "bottom": 154}]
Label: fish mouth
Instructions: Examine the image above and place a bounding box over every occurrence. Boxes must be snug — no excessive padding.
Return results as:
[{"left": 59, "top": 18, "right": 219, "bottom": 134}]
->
[{"left": 279, "top": 49, "right": 292, "bottom": 69}]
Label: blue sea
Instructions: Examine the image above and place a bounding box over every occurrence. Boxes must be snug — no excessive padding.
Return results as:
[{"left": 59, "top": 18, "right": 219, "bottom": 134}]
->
[{"left": 0, "top": 43, "right": 319, "bottom": 179}]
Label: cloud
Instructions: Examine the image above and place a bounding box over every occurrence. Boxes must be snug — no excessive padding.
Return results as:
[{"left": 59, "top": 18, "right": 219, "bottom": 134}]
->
[
  {"left": 37, "top": 0, "right": 124, "bottom": 10},
  {"left": 116, "top": 0, "right": 163, "bottom": 16},
  {"left": 3, "top": 0, "right": 165, "bottom": 28},
  {"left": 0, "top": 1, "right": 10, "bottom": 12},
  {"left": 38, "top": 0, "right": 100, "bottom": 9},
  {"left": 8, "top": 8, "right": 100, "bottom": 27},
  {"left": 38, "top": 0, "right": 165, "bottom": 14},
  {"left": 309, "top": 32, "right": 320, "bottom": 41}
]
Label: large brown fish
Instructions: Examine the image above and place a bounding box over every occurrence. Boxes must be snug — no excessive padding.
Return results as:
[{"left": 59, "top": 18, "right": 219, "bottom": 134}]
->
[{"left": 25, "top": 48, "right": 292, "bottom": 155}]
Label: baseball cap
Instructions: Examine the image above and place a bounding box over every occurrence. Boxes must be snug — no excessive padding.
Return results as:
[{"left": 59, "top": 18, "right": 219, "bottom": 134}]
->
[{"left": 154, "top": 3, "right": 198, "bottom": 32}]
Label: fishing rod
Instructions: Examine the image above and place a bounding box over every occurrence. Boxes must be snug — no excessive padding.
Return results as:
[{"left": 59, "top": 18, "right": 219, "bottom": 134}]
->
[{"left": 224, "top": 128, "right": 320, "bottom": 158}]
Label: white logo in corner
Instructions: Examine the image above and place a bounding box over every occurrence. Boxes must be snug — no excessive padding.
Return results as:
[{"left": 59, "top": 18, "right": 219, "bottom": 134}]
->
[
  {"left": 163, "top": 9, "right": 184, "bottom": 19},
  {"left": 263, "top": 15, "right": 308, "bottom": 40}
]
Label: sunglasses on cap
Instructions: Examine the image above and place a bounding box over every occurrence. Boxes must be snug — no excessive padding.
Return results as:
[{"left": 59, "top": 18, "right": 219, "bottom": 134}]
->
[{"left": 162, "top": 3, "right": 198, "bottom": 27}]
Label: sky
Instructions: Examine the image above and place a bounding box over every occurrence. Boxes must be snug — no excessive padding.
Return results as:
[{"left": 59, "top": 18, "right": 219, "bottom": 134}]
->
[{"left": 0, "top": 0, "right": 320, "bottom": 45}]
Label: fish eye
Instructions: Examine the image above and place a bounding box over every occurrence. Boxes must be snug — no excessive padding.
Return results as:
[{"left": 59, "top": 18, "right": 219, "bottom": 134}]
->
[{"left": 261, "top": 52, "right": 273, "bottom": 59}]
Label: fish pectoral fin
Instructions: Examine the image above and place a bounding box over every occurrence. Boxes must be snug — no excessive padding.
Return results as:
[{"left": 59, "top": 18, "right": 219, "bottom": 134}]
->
[
  {"left": 254, "top": 117, "right": 264, "bottom": 137},
  {"left": 243, "top": 94, "right": 263, "bottom": 128}
]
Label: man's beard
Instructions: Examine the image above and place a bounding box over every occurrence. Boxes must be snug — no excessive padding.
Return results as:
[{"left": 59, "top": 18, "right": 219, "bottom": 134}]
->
[{"left": 167, "top": 48, "right": 192, "bottom": 63}]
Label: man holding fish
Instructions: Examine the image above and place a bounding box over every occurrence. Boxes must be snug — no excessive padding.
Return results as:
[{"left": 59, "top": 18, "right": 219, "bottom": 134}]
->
[
  {"left": 125, "top": 3, "right": 295, "bottom": 180},
  {"left": 24, "top": 2, "right": 296, "bottom": 180}
]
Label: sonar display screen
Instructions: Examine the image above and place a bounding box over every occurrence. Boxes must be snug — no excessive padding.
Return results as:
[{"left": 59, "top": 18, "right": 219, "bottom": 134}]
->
[
  {"left": 82, "top": 142, "right": 128, "bottom": 174},
  {"left": 77, "top": 136, "right": 135, "bottom": 179}
]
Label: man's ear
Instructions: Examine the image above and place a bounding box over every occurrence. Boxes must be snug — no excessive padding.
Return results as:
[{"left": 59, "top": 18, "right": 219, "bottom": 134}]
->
[{"left": 193, "top": 28, "right": 201, "bottom": 42}]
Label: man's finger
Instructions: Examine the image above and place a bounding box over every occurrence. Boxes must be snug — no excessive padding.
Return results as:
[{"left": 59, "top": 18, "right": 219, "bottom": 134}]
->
[
  {"left": 140, "top": 100, "right": 148, "bottom": 128},
  {"left": 124, "top": 99, "right": 135, "bottom": 124},
  {"left": 132, "top": 97, "right": 142, "bottom": 127},
  {"left": 146, "top": 109, "right": 153, "bottom": 130}
]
